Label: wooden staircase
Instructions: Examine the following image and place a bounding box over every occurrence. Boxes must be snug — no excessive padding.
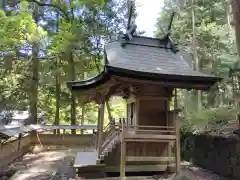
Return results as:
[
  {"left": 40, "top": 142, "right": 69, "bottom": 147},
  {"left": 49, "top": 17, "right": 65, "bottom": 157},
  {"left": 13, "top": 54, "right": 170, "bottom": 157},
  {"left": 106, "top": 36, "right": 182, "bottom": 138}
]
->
[
  {"left": 96, "top": 124, "right": 120, "bottom": 164},
  {"left": 100, "top": 132, "right": 119, "bottom": 160}
]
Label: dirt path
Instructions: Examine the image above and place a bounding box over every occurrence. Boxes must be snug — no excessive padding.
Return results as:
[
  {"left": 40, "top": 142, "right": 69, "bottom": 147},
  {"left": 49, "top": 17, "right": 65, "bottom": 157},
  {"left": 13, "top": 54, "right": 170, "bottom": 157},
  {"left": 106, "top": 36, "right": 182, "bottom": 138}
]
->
[
  {"left": 8, "top": 145, "right": 86, "bottom": 180},
  {"left": 5, "top": 146, "right": 229, "bottom": 180},
  {"left": 179, "top": 162, "right": 229, "bottom": 180}
]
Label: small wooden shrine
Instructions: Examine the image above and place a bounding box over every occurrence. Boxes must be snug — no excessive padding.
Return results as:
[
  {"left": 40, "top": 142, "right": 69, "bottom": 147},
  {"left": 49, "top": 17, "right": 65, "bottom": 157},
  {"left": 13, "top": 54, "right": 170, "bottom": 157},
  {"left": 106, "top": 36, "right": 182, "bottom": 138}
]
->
[{"left": 67, "top": 10, "right": 221, "bottom": 177}]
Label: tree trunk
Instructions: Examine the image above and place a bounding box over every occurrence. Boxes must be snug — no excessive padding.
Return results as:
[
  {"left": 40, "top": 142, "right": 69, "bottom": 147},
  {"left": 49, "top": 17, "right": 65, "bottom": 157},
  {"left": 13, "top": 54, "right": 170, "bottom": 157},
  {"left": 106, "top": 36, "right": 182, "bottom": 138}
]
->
[
  {"left": 191, "top": 0, "right": 201, "bottom": 111},
  {"left": 232, "top": 0, "right": 240, "bottom": 57},
  {"left": 54, "top": 11, "right": 60, "bottom": 134},
  {"left": 70, "top": 1, "right": 76, "bottom": 134},
  {"left": 54, "top": 58, "right": 60, "bottom": 134},
  {"left": 232, "top": 0, "right": 240, "bottom": 129},
  {"left": 80, "top": 72, "right": 86, "bottom": 134},
  {"left": 70, "top": 52, "right": 76, "bottom": 134},
  {"left": 0, "top": 0, "right": 5, "bottom": 10},
  {"left": 227, "top": 1, "right": 232, "bottom": 29},
  {"left": 29, "top": 43, "right": 39, "bottom": 124},
  {"left": 29, "top": 4, "right": 39, "bottom": 125}
]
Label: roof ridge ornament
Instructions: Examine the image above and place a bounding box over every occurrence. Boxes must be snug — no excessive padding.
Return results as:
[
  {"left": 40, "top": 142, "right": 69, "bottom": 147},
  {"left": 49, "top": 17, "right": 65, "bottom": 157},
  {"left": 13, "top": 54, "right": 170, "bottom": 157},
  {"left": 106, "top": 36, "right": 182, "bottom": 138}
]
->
[
  {"left": 164, "top": 12, "right": 175, "bottom": 39},
  {"left": 124, "top": 0, "right": 137, "bottom": 41},
  {"left": 160, "top": 12, "right": 179, "bottom": 53}
]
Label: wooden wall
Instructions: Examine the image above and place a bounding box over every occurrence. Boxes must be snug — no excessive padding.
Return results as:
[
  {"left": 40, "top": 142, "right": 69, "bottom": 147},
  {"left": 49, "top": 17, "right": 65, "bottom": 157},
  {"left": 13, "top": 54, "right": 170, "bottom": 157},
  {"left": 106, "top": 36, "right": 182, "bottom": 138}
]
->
[
  {"left": 138, "top": 99, "right": 166, "bottom": 126},
  {"left": 104, "top": 141, "right": 169, "bottom": 166},
  {"left": 131, "top": 85, "right": 172, "bottom": 127}
]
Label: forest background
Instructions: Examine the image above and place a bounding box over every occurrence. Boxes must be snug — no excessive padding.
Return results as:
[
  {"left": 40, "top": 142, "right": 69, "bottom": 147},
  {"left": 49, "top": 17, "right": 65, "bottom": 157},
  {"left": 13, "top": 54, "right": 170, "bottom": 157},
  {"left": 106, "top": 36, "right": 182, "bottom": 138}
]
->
[{"left": 0, "top": 0, "right": 239, "bottom": 133}]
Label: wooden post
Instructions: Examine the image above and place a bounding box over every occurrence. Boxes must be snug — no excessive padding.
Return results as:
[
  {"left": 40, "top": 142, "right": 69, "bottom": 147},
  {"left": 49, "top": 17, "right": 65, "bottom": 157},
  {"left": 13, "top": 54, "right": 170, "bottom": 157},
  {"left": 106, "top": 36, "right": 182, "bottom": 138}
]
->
[
  {"left": 166, "top": 100, "right": 171, "bottom": 163},
  {"left": 174, "top": 89, "right": 181, "bottom": 173},
  {"left": 95, "top": 107, "right": 101, "bottom": 149},
  {"left": 81, "top": 103, "right": 85, "bottom": 134},
  {"left": 120, "top": 118, "right": 126, "bottom": 178},
  {"left": 36, "top": 132, "right": 42, "bottom": 146},
  {"left": 175, "top": 114, "right": 181, "bottom": 173},
  {"left": 97, "top": 102, "right": 105, "bottom": 158},
  {"left": 62, "top": 129, "right": 65, "bottom": 141}
]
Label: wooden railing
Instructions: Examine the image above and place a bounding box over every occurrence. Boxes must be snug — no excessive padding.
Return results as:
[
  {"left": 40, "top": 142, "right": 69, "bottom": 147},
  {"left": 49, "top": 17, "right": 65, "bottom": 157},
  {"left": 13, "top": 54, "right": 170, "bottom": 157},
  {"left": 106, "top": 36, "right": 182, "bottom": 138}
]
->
[
  {"left": 123, "top": 125, "right": 176, "bottom": 142},
  {"left": 119, "top": 117, "right": 180, "bottom": 177},
  {"left": 99, "top": 121, "right": 120, "bottom": 157}
]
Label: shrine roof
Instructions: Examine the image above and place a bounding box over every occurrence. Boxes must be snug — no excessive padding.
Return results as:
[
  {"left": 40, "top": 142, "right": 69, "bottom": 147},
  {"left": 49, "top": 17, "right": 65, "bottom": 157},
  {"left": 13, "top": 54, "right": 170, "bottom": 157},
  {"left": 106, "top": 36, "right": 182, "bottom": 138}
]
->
[{"left": 68, "top": 35, "right": 221, "bottom": 91}]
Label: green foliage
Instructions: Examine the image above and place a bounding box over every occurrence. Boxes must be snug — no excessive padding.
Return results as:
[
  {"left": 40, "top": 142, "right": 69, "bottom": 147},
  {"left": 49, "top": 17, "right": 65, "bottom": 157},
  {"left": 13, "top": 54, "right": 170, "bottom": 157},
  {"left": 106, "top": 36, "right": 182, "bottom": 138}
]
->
[
  {"left": 157, "top": 0, "right": 237, "bottom": 111},
  {"left": 0, "top": 0, "right": 129, "bottom": 125},
  {"left": 181, "top": 106, "right": 238, "bottom": 132}
]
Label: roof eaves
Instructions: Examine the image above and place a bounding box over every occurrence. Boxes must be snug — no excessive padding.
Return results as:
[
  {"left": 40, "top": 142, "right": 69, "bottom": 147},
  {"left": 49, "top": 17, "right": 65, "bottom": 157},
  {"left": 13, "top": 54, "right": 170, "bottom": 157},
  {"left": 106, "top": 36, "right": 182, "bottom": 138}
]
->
[
  {"left": 106, "top": 65, "right": 222, "bottom": 86},
  {"left": 67, "top": 70, "right": 110, "bottom": 90}
]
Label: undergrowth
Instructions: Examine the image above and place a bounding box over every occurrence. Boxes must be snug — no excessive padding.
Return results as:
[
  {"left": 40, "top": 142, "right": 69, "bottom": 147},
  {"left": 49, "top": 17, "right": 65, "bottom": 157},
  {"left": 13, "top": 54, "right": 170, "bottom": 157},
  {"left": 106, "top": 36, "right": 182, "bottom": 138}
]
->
[{"left": 180, "top": 106, "right": 238, "bottom": 133}]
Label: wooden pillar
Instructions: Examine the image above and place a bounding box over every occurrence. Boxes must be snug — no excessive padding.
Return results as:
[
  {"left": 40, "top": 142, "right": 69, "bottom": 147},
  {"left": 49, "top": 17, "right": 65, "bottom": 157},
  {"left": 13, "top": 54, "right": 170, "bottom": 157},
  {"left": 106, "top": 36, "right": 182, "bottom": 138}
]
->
[
  {"left": 166, "top": 99, "right": 171, "bottom": 159},
  {"left": 174, "top": 89, "right": 181, "bottom": 173},
  {"left": 81, "top": 103, "right": 85, "bottom": 134},
  {"left": 95, "top": 107, "right": 101, "bottom": 149},
  {"left": 175, "top": 114, "right": 181, "bottom": 173},
  {"left": 106, "top": 100, "right": 113, "bottom": 127},
  {"left": 97, "top": 102, "right": 105, "bottom": 158},
  {"left": 120, "top": 119, "right": 126, "bottom": 178}
]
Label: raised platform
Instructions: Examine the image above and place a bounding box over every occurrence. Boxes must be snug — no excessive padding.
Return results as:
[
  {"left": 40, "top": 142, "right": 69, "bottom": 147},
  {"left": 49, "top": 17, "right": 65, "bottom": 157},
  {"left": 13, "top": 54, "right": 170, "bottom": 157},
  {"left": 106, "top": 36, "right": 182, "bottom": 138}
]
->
[
  {"left": 74, "top": 151, "right": 107, "bottom": 178},
  {"left": 74, "top": 151, "right": 104, "bottom": 168}
]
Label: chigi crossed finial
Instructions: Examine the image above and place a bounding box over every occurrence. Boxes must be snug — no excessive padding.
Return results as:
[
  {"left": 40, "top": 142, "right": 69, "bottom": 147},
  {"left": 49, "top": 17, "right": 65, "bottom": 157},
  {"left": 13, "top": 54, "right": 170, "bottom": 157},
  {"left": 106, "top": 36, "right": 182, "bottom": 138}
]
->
[{"left": 124, "top": 0, "right": 137, "bottom": 41}]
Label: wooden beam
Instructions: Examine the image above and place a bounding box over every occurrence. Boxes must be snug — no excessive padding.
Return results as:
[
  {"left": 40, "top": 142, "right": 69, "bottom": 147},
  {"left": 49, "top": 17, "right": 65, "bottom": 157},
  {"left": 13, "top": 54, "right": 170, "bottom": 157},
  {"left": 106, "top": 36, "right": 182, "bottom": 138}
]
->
[
  {"left": 126, "top": 156, "right": 175, "bottom": 162},
  {"left": 125, "top": 139, "right": 175, "bottom": 142},
  {"left": 113, "top": 76, "right": 210, "bottom": 90},
  {"left": 106, "top": 83, "right": 122, "bottom": 98},
  {"left": 126, "top": 95, "right": 136, "bottom": 104},
  {"left": 137, "top": 96, "right": 170, "bottom": 100},
  {"left": 105, "top": 164, "right": 170, "bottom": 172},
  {"left": 124, "top": 133, "right": 176, "bottom": 140}
]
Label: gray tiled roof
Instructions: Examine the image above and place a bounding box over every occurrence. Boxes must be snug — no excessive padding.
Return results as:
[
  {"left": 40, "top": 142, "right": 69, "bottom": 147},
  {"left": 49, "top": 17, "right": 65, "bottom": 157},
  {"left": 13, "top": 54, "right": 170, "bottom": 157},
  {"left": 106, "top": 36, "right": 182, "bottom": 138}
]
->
[
  {"left": 105, "top": 36, "right": 214, "bottom": 78},
  {"left": 67, "top": 36, "right": 221, "bottom": 92}
]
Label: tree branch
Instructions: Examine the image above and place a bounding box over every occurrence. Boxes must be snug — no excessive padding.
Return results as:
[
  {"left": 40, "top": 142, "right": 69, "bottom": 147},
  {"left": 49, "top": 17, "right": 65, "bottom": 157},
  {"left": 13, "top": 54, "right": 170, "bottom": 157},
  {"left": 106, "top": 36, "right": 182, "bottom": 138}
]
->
[{"left": 13, "top": 0, "right": 70, "bottom": 21}]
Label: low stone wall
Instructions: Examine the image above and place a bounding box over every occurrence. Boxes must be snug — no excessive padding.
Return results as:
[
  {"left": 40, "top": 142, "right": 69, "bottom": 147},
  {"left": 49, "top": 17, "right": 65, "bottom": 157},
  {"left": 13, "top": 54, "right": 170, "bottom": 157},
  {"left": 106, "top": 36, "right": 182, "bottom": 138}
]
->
[
  {"left": 32, "top": 134, "right": 94, "bottom": 146},
  {"left": 0, "top": 135, "right": 32, "bottom": 169},
  {"left": 181, "top": 133, "right": 240, "bottom": 179},
  {"left": 0, "top": 133, "right": 94, "bottom": 170}
]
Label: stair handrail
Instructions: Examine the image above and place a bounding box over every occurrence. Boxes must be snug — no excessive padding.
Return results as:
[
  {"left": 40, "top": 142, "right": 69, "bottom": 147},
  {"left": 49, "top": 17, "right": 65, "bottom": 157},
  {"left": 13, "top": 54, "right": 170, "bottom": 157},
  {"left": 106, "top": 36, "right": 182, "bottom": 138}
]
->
[
  {"left": 100, "top": 118, "right": 126, "bottom": 155},
  {"left": 100, "top": 124, "right": 119, "bottom": 155},
  {"left": 103, "top": 122, "right": 111, "bottom": 132}
]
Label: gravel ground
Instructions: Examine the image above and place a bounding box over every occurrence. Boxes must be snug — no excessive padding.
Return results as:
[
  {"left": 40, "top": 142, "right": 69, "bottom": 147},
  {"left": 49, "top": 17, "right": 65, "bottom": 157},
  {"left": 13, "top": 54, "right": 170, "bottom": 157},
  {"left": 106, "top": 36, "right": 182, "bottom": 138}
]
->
[{"left": 4, "top": 145, "right": 229, "bottom": 180}]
